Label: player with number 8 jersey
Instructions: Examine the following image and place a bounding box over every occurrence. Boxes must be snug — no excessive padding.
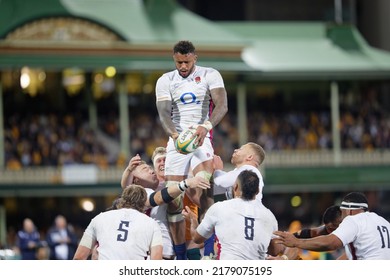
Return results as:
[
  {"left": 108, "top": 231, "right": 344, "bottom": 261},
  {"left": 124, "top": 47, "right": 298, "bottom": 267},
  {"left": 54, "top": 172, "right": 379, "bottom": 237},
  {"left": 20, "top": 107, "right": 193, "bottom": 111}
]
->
[{"left": 183, "top": 170, "right": 284, "bottom": 260}]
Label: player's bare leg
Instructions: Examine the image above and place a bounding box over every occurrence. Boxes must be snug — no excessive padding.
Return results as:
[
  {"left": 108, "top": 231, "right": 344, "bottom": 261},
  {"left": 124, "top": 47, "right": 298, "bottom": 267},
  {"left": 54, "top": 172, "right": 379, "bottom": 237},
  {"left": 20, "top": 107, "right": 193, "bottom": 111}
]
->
[
  {"left": 189, "top": 160, "right": 215, "bottom": 258},
  {"left": 188, "top": 160, "right": 214, "bottom": 217},
  {"left": 166, "top": 175, "right": 187, "bottom": 260}
]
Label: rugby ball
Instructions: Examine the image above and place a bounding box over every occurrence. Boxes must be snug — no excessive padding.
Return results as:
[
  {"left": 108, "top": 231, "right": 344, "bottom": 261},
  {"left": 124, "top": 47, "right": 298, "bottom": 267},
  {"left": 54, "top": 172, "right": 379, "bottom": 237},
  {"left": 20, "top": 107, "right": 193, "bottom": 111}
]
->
[{"left": 175, "top": 128, "right": 198, "bottom": 154}]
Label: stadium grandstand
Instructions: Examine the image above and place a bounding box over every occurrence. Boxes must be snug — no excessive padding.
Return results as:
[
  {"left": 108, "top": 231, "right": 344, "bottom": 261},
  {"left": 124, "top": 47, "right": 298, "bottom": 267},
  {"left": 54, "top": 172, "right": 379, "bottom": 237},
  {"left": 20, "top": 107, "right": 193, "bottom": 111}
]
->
[{"left": 1, "top": 0, "right": 390, "bottom": 259}]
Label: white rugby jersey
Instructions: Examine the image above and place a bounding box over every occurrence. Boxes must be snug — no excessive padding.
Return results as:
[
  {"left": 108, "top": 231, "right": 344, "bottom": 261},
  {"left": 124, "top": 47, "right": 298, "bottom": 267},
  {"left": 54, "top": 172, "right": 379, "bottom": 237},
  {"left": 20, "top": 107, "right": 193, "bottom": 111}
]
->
[
  {"left": 145, "top": 186, "right": 168, "bottom": 225},
  {"left": 213, "top": 165, "right": 264, "bottom": 201},
  {"left": 155, "top": 65, "right": 225, "bottom": 133},
  {"left": 196, "top": 198, "right": 278, "bottom": 260},
  {"left": 332, "top": 212, "right": 390, "bottom": 260},
  {"left": 84, "top": 208, "right": 162, "bottom": 260},
  {"left": 145, "top": 187, "right": 174, "bottom": 257}
]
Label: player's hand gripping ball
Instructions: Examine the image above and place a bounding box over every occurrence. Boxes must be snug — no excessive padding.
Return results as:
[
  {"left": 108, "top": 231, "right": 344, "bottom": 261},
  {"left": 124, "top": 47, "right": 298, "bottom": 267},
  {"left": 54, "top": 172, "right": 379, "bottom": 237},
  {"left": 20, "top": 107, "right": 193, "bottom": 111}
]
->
[{"left": 175, "top": 128, "right": 198, "bottom": 154}]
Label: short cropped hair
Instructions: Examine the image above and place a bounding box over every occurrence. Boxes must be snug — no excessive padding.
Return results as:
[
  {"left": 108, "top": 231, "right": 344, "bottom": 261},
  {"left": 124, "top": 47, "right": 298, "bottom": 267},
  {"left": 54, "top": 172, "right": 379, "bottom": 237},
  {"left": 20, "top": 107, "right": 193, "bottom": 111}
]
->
[
  {"left": 173, "top": 40, "right": 195, "bottom": 55},
  {"left": 238, "top": 170, "right": 259, "bottom": 200},
  {"left": 322, "top": 205, "right": 341, "bottom": 224},
  {"left": 248, "top": 142, "right": 266, "bottom": 166},
  {"left": 117, "top": 184, "right": 147, "bottom": 212},
  {"left": 341, "top": 192, "right": 369, "bottom": 211}
]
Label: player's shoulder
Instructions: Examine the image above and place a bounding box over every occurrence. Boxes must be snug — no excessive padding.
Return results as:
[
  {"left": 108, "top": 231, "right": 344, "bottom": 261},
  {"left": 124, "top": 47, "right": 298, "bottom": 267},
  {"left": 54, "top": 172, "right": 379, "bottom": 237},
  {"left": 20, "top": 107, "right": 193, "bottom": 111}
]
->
[
  {"left": 237, "top": 164, "right": 259, "bottom": 173},
  {"left": 337, "top": 213, "right": 361, "bottom": 229},
  {"left": 362, "top": 211, "right": 390, "bottom": 226},
  {"left": 237, "top": 165, "right": 263, "bottom": 179},
  {"left": 158, "top": 70, "right": 177, "bottom": 81},
  {"left": 208, "top": 199, "right": 230, "bottom": 211},
  {"left": 196, "top": 65, "right": 220, "bottom": 74},
  {"left": 253, "top": 200, "right": 276, "bottom": 217},
  {"left": 92, "top": 209, "right": 115, "bottom": 222},
  {"left": 218, "top": 197, "right": 248, "bottom": 209}
]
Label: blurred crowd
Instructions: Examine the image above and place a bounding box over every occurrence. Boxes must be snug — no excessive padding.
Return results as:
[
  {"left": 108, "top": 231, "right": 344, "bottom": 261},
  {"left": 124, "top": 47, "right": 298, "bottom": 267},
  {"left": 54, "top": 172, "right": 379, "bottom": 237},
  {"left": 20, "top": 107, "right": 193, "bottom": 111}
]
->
[
  {"left": 4, "top": 112, "right": 108, "bottom": 169},
  {"left": 3, "top": 86, "right": 390, "bottom": 169},
  {"left": 247, "top": 108, "right": 390, "bottom": 152},
  {"left": 4, "top": 110, "right": 390, "bottom": 170}
]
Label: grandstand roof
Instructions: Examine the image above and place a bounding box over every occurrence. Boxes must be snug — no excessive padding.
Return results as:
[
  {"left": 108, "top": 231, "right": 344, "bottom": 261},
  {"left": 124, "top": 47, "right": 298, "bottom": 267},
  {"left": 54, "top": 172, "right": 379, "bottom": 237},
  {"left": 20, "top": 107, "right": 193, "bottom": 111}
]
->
[
  {"left": 0, "top": 0, "right": 251, "bottom": 72},
  {"left": 221, "top": 21, "right": 390, "bottom": 80},
  {"left": 0, "top": 0, "right": 248, "bottom": 45},
  {"left": 1, "top": 0, "right": 390, "bottom": 78}
]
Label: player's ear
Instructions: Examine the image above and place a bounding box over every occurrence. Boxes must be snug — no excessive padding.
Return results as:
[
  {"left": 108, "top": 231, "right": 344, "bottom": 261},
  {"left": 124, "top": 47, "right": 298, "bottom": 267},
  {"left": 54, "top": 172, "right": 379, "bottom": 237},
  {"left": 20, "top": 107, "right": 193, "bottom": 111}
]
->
[{"left": 233, "top": 182, "right": 240, "bottom": 196}]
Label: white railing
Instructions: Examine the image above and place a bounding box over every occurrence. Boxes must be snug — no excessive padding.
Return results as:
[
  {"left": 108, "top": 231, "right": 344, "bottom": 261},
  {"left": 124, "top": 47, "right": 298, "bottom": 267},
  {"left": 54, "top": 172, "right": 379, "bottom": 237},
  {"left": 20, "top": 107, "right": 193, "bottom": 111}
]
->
[{"left": 265, "top": 149, "right": 390, "bottom": 167}]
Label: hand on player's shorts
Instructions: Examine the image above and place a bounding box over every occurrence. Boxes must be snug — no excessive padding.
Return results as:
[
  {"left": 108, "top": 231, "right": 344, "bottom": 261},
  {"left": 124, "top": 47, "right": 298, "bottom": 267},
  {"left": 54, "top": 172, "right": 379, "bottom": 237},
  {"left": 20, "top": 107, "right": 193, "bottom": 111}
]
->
[{"left": 182, "top": 205, "right": 197, "bottom": 222}]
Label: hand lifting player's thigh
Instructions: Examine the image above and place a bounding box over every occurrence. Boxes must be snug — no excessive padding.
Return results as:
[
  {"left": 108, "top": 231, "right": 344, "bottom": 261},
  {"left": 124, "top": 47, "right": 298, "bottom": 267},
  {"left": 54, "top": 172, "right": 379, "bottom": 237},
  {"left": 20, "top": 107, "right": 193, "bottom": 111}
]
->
[
  {"left": 184, "top": 188, "right": 202, "bottom": 208},
  {"left": 190, "top": 161, "right": 214, "bottom": 211}
]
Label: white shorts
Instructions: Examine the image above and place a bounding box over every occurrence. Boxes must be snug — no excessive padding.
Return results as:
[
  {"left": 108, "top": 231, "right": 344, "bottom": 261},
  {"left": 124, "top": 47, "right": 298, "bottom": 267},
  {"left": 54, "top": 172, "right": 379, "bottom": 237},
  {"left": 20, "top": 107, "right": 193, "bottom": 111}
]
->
[
  {"left": 160, "top": 223, "right": 175, "bottom": 258},
  {"left": 165, "top": 137, "right": 214, "bottom": 176}
]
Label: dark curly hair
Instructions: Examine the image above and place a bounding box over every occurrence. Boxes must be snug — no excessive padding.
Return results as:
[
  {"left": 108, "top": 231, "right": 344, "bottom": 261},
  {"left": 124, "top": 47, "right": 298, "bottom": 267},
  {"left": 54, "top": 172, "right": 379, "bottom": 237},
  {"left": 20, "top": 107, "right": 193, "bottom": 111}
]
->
[
  {"left": 238, "top": 170, "right": 259, "bottom": 200},
  {"left": 322, "top": 205, "right": 341, "bottom": 224},
  {"left": 173, "top": 40, "right": 195, "bottom": 54}
]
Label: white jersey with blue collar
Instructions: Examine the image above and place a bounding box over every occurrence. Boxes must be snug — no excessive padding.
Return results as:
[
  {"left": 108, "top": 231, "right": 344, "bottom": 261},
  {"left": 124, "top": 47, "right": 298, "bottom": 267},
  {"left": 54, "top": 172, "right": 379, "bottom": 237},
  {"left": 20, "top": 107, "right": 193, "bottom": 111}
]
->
[{"left": 156, "top": 65, "right": 225, "bottom": 133}]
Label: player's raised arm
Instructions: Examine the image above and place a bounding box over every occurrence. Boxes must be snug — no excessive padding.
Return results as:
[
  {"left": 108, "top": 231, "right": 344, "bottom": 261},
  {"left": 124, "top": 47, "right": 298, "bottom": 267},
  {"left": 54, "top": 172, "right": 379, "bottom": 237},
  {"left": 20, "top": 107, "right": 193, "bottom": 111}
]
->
[{"left": 146, "top": 176, "right": 210, "bottom": 208}]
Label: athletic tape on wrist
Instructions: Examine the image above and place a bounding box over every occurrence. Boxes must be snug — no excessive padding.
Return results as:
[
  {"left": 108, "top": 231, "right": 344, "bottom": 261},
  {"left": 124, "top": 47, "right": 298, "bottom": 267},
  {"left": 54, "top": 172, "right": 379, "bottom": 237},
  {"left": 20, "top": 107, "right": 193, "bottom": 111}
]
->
[
  {"left": 178, "top": 180, "right": 189, "bottom": 192},
  {"left": 281, "top": 254, "right": 289, "bottom": 260},
  {"left": 199, "top": 121, "right": 213, "bottom": 131}
]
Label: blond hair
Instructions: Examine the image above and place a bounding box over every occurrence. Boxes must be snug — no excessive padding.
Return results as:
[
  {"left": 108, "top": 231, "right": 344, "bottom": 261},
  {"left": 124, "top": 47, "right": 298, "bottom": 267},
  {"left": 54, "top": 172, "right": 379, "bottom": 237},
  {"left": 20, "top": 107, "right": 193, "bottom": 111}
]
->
[
  {"left": 152, "top": 147, "right": 166, "bottom": 162},
  {"left": 117, "top": 184, "right": 147, "bottom": 212},
  {"left": 151, "top": 147, "right": 166, "bottom": 167},
  {"left": 247, "top": 142, "right": 266, "bottom": 166}
]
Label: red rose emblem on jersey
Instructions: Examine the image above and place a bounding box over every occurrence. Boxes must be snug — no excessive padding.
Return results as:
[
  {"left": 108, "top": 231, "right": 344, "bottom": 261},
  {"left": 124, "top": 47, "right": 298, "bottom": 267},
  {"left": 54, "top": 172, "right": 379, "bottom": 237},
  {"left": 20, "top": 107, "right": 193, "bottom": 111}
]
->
[{"left": 195, "top": 76, "right": 201, "bottom": 84}]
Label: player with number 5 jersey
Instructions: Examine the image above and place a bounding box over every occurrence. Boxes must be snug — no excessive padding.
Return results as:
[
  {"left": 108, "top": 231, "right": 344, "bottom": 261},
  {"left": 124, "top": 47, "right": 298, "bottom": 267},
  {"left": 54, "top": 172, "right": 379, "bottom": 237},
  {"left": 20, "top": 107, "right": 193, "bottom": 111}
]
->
[{"left": 73, "top": 185, "right": 163, "bottom": 260}]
